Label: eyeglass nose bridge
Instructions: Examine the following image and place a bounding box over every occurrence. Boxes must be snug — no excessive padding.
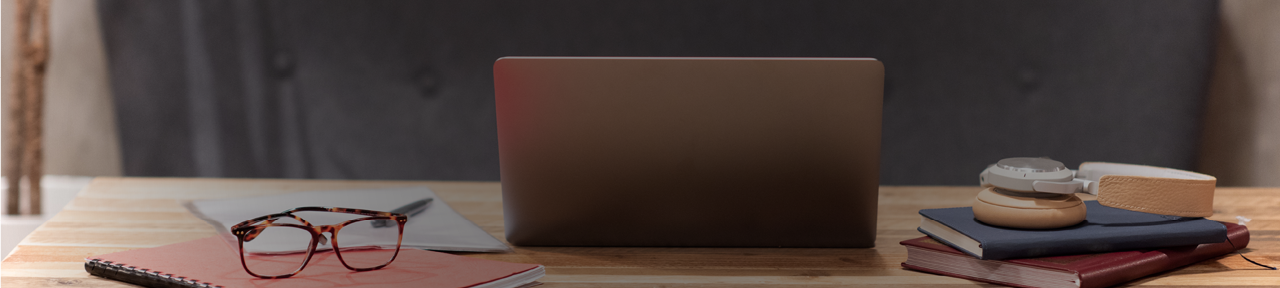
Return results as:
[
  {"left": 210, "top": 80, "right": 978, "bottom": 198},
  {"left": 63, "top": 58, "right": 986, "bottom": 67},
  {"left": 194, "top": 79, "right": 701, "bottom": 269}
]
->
[{"left": 313, "top": 225, "right": 342, "bottom": 245}]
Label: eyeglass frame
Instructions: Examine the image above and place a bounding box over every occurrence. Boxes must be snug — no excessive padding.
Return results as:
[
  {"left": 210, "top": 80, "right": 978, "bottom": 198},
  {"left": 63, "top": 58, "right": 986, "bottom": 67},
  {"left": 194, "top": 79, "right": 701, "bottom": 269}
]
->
[{"left": 229, "top": 206, "right": 409, "bottom": 279}]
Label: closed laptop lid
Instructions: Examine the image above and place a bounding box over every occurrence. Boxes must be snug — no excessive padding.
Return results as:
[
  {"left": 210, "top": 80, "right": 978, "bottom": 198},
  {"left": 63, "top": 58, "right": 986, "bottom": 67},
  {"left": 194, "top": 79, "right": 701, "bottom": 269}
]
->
[{"left": 494, "top": 57, "right": 883, "bottom": 247}]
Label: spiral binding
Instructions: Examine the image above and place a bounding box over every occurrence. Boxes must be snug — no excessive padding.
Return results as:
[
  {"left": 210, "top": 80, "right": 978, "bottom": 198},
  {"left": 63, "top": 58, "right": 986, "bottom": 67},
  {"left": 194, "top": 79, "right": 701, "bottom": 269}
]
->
[{"left": 86, "top": 258, "right": 223, "bottom": 288}]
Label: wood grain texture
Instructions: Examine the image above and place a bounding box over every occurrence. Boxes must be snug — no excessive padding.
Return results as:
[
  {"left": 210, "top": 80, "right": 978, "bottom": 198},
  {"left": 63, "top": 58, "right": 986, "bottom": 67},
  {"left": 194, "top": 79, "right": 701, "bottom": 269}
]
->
[{"left": 2, "top": 177, "right": 1277, "bottom": 287}]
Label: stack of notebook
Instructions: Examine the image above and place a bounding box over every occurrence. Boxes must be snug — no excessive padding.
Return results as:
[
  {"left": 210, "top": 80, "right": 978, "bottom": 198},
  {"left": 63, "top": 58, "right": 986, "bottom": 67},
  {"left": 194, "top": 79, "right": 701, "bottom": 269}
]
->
[{"left": 902, "top": 200, "right": 1252, "bottom": 288}]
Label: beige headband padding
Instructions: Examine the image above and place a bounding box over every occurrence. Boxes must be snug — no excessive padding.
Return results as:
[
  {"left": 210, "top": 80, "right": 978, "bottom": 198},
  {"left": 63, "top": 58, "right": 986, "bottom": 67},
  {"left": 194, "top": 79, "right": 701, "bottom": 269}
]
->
[{"left": 1083, "top": 162, "right": 1217, "bottom": 217}]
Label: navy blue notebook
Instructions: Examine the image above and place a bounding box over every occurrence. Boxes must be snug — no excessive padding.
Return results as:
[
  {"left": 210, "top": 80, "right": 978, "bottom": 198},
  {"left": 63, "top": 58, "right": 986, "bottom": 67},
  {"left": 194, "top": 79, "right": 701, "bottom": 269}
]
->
[{"left": 918, "top": 201, "right": 1227, "bottom": 260}]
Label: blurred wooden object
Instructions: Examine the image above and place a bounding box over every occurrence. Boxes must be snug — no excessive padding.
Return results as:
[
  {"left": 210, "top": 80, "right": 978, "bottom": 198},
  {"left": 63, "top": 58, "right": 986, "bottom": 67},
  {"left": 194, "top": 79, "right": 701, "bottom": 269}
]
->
[
  {"left": 1200, "top": 0, "right": 1280, "bottom": 186},
  {"left": 3, "top": 0, "right": 50, "bottom": 215},
  {"left": 1, "top": 178, "right": 1276, "bottom": 287}
]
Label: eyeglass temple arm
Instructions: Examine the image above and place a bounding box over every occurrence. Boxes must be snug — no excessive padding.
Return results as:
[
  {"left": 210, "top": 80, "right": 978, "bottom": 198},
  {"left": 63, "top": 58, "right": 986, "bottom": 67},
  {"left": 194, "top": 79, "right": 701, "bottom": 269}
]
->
[{"left": 236, "top": 212, "right": 315, "bottom": 242}]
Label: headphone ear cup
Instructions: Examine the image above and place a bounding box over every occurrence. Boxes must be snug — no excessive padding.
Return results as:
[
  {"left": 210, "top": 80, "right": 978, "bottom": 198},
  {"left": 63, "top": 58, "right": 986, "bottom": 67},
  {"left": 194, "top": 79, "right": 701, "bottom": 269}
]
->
[{"left": 972, "top": 188, "right": 1087, "bottom": 229}]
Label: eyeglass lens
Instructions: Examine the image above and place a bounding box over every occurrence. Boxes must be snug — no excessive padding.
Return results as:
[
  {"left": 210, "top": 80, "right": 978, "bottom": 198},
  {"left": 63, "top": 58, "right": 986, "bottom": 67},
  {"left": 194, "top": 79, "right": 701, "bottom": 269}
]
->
[
  {"left": 333, "top": 218, "right": 401, "bottom": 269},
  {"left": 241, "top": 224, "right": 314, "bottom": 277}
]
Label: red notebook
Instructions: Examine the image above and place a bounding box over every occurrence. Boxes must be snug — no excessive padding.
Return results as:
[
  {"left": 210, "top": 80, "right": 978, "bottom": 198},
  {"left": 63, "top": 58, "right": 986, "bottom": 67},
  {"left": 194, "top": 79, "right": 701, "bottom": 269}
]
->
[
  {"left": 901, "top": 222, "right": 1249, "bottom": 288},
  {"left": 85, "top": 236, "right": 543, "bottom": 288}
]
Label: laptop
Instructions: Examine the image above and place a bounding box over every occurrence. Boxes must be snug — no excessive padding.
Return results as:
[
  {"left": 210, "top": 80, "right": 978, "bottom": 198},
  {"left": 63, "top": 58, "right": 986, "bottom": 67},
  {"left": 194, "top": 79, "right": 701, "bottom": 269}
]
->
[{"left": 493, "top": 57, "right": 883, "bottom": 247}]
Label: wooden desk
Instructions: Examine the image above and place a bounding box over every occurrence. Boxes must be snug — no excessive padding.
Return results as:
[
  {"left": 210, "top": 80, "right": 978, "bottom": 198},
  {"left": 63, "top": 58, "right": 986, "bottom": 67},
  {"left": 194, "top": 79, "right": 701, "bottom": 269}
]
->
[{"left": 2, "top": 177, "right": 1276, "bottom": 287}]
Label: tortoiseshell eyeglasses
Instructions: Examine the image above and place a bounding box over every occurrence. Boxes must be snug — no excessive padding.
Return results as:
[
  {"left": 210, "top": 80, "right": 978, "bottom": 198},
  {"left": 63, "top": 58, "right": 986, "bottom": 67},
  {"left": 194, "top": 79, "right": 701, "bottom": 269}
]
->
[{"left": 229, "top": 207, "right": 408, "bottom": 278}]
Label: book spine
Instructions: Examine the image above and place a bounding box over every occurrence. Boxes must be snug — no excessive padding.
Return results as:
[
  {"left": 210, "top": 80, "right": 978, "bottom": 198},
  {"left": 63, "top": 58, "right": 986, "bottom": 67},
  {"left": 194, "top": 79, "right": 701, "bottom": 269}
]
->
[
  {"left": 900, "top": 262, "right": 1040, "bottom": 288},
  {"left": 85, "top": 258, "right": 221, "bottom": 288},
  {"left": 1077, "top": 223, "right": 1248, "bottom": 288}
]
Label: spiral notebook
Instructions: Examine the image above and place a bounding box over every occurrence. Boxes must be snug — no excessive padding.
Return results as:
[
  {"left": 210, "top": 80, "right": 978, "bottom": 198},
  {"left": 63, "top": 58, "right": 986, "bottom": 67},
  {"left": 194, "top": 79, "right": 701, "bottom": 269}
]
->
[{"left": 85, "top": 236, "right": 543, "bottom": 288}]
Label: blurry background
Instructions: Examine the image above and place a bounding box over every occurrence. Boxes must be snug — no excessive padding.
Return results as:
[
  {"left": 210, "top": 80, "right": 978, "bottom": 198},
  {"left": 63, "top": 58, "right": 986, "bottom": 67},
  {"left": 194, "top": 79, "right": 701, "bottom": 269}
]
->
[
  {"left": 3, "top": 0, "right": 1278, "bottom": 186},
  {"left": 3, "top": 0, "right": 1279, "bottom": 259}
]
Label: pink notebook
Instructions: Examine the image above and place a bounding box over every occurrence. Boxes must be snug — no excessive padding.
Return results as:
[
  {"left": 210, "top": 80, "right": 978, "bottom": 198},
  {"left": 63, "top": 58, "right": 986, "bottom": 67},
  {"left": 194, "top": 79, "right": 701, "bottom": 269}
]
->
[{"left": 85, "top": 236, "right": 543, "bottom": 288}]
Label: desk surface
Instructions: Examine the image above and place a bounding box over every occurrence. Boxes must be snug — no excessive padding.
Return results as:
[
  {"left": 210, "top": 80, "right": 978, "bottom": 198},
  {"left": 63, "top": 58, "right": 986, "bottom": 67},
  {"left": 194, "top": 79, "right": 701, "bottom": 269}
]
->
[{"left": 2, "top": 177, "right": 1276, "bottom": 287}]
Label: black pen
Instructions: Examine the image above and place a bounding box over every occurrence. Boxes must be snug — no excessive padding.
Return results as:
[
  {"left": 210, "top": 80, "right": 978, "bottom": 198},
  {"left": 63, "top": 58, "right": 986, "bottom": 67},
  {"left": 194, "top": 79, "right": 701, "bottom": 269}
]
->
[{"left": 373, "top": 198, "right": 433, "bottom": 228}]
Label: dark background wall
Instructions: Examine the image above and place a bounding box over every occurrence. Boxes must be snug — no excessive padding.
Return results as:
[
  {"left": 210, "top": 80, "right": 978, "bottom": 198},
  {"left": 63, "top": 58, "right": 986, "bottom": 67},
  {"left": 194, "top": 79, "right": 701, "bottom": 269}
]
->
[{"left": 96, "top": 0, "right": 1219, "bottom": 184}]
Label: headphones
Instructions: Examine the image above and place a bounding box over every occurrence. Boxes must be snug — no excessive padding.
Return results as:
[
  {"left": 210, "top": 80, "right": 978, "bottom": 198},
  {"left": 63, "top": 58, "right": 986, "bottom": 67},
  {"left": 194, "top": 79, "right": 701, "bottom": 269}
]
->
[{"left": 973, "top": 157, "right": 1216, "bottom": 229}]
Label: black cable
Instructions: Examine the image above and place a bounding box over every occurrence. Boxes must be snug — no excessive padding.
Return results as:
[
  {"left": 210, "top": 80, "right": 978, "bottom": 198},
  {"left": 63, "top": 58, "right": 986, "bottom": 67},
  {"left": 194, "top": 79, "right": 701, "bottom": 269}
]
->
[{"left": 1226, "top": 237, "right": 1276, "bottom": 270}]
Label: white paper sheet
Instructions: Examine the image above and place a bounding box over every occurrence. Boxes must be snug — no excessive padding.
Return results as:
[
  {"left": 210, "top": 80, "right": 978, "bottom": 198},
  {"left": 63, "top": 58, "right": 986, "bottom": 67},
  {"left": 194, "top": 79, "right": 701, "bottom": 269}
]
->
[{"left": 185, "top": 186, "right": 511, "bottom": 253}]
